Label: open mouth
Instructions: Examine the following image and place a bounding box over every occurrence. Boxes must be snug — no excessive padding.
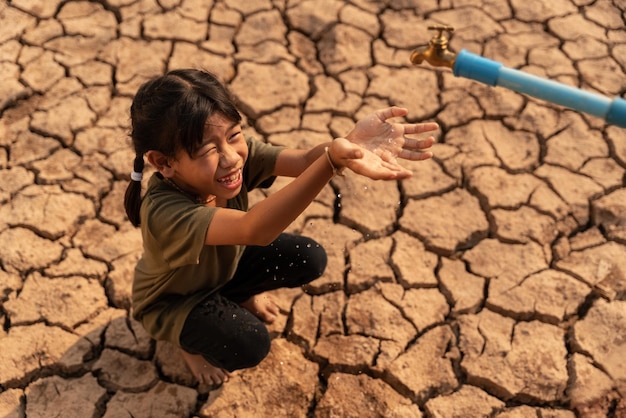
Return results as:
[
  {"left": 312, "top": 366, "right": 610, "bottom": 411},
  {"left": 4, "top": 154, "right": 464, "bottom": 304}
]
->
[{"left": 217, "top": 169, "right": 242, "bottom": 187}]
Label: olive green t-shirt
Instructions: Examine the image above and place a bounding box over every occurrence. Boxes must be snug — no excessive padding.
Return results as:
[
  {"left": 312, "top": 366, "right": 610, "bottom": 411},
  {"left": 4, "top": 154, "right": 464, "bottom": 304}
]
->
[{"left": 132, "top": 137, "right": 284, "bottom": 346}]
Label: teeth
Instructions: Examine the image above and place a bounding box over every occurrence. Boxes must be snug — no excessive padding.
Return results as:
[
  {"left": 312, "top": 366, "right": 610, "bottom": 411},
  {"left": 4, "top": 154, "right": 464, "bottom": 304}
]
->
[{"left": 218, "top": 170, "right": 240, "bottom": 184}]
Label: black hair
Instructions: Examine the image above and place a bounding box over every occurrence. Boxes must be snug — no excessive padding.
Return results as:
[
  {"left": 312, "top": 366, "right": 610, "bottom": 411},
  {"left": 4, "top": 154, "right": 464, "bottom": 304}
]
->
[{"left": 124, "top": 69, "right": 241, "bottom": 226}]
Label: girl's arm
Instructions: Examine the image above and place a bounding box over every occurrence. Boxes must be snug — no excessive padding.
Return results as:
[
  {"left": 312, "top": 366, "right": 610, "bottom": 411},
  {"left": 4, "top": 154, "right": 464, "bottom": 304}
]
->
[
  {"left": 274, "top": 107, "right": 438, "bottom": 178},
  {"left": 272, "top": 143, "right": 328, "bottom": 178},
  {"left": 205, "top": 138, "right": 359, "bottom": 246},
  {"left": 205, "top": 107, "right": 438, "bottom": 247}
]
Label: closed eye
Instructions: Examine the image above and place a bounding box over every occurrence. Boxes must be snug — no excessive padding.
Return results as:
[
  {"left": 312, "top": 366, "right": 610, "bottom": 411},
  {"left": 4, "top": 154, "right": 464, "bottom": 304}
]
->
[
  {"left": 229, "top": 131, "right": 242, "bottom": 142},
  {"left": 197, "top": 145, "right": 218, "bottom": 157}
]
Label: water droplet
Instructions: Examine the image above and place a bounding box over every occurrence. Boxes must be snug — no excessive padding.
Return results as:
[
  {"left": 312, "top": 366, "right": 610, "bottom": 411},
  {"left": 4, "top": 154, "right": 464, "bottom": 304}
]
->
[{"left": 306, "top": 243, "right": 311, "bottom": 248}]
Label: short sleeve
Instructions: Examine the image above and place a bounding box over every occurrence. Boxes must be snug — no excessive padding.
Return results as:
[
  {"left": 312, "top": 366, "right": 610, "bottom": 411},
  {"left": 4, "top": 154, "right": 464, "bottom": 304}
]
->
[
  {"left": 243, "top": 136, "right": 285, "bottom": 190},
  {"left": 143, "top": 191, "right": 215, "bottom": 268}
]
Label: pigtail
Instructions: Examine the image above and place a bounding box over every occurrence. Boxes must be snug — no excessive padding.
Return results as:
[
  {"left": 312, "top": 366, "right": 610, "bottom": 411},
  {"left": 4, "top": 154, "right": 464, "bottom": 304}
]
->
[{"left": 124, "top": 155, "right": 145, "bottom": 227}]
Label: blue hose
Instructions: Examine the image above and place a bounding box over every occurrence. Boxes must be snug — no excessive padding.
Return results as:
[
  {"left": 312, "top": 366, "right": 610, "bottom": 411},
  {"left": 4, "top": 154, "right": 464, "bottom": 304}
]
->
[{"left": 452, "top": 49, "right": 626, "bottom": 128}]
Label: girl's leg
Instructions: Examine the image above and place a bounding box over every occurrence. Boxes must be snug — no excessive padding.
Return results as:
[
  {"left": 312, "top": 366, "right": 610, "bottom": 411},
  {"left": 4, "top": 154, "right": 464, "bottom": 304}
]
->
[
  {"left": 220, "top": 233, "right": 327, "bottom": 303},
  {"left": 179, "top": 233, "right": 326, "bottom": 382},
  {"left": 179, "top": 292, "right": 271, "bottom": 376}
]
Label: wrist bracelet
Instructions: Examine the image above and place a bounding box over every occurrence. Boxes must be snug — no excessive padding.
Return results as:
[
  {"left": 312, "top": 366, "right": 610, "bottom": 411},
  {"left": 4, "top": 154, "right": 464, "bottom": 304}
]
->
[{"left": 325, "top": 146, "right": 345, "bottom": 176}]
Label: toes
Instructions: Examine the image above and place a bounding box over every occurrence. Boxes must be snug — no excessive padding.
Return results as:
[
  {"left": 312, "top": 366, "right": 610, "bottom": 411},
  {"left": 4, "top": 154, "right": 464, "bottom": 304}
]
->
[{"left": 268, "top": 302, "right": 279, "bottom": 316}]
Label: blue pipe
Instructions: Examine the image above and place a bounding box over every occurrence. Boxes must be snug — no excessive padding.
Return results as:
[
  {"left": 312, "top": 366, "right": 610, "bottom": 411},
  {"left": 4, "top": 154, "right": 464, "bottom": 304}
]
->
[{"left": 452, "top": 49, "right": 626, "bottom": 129}]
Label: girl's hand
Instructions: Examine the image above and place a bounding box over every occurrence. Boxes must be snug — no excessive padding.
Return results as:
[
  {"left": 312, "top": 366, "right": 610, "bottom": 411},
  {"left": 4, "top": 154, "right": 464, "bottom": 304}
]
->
[
  {"left": 328, "top": 137, "right": 415, "bottom": 180},
  {"left": 344, "top": 107, "right": 438, "bottom": 178}
]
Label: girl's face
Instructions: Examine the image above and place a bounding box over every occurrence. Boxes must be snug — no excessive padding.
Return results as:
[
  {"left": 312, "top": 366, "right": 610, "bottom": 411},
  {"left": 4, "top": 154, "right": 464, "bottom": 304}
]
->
[{"left": 169, "top": 112, "right": 248, "bottom": 202}]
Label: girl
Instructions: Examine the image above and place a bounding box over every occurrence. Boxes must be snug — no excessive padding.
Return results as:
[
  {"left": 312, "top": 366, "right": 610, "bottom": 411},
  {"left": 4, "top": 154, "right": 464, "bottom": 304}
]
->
[{"left": 124, "top": 69, "right": 437, "bottom": 386}]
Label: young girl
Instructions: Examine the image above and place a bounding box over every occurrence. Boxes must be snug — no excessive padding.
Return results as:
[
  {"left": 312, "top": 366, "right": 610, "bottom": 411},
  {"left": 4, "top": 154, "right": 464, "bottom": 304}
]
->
[{"left": 124, "top": 69, "right": 437, "bottom": 386}]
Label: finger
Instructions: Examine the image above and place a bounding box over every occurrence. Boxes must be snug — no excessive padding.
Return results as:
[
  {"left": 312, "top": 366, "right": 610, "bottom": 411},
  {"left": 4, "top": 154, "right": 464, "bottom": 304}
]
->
[
  {"left": 340, "top": 141, "right": 365, "bottom": 161},
  {"left": 375, "top": 106, "right": 408, "bottom": 122},
  {"left": 364, "top": 170, "right": 404, "bottom": 181},
  {"left": 397, "top": 149, "right": 433, "bottom": 161},
  {"left": 379, "top": 160, "right": 413, "bottom": 177},
  {"left": 371, "top": 148, "right": 398, "bottom": 166},
  {"left": 403, "top": 136, "right": 435, "bottom": 150},
  {"left": 350, "top": 148, "right": 364, "bottom": 160},
  {"left": 378, "top": 165, "right": 413, "bottom": 180},
  {"left": 380, "top": 161, "right": 405, "bottom": 172},
  {"left": 347, "top": 159, "right": 412, "bottom": 180},
  {"left": 403, "top": 122, "right": 439, "bottom": 135},
  {"left": 381, "top": 149, "right": 399, "bottom": 164}
]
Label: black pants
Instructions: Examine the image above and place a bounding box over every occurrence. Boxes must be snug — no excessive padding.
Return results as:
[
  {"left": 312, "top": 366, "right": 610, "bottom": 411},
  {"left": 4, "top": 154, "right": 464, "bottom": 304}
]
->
[{"left": 179, "top": 233, "right": 327, "bottom": 372}]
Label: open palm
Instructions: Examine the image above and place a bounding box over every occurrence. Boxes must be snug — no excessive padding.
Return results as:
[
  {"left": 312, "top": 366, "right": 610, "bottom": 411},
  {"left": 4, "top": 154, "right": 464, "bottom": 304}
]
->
[{"left": 343, "top": 107, "right": 438, "bottom": 179}]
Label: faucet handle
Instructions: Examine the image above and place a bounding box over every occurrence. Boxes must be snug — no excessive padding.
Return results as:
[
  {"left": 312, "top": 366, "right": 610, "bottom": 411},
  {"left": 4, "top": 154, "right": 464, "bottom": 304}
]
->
[{"left": 427, "top": 24, "right": 454, "bottom": 40}]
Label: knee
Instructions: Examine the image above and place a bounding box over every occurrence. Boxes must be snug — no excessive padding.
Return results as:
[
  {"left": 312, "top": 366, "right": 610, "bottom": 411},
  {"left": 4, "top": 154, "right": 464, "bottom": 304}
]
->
[
  {"left": 302, "top": 237, "right": 327, "bottom": 278},
  {"left": 227, "top": 325, "right": 271, "bottom": 370}
]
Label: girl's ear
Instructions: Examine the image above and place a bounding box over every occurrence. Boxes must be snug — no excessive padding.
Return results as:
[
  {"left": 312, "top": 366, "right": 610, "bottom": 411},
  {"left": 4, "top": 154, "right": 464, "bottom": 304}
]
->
[{"left": 146, "top": 151, "right": 175, "bottom": 177}]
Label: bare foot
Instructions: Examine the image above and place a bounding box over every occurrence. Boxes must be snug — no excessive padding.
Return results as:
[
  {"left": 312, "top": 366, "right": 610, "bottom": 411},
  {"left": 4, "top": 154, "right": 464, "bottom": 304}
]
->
[
  {"left": 240, "top": 293, "right": 279, "bottom": 324},
  {"left": 180, "top": 349, "right": 231, "bottom": 386}
]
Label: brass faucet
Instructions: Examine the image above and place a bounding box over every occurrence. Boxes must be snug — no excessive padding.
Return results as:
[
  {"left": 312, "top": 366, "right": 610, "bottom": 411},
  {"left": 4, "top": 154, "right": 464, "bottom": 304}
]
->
[{"left": 410, "top": 25, "right": 457, "bottom": 69}]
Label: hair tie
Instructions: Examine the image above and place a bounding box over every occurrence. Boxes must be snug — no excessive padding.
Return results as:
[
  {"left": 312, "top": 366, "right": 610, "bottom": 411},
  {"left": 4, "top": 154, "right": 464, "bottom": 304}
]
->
[{"left": 131, "top": 171, "right": 143, "bottom": 182}]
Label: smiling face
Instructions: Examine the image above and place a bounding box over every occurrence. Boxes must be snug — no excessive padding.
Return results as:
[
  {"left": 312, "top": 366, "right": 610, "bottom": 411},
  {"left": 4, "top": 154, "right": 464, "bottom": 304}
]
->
[{"left": 166, "top": 112, "right": 248, "bottom": 202}]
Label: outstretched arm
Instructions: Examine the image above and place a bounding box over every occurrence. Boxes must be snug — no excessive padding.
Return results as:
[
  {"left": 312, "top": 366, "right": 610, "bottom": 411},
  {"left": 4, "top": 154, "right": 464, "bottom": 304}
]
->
[
  {"left": 273, "top": 106, "right": 437, "bottom": 179},
  {"left": 206, "top": 138, "right": 361, "bottom": 246},
  {"left": 206, "top": 108, "right": 437, "bottom": 246}
]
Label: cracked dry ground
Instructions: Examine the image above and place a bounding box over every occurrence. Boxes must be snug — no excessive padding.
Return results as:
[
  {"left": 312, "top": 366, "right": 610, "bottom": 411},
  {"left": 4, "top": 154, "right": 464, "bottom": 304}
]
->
[{"left": 1, "top": 0, "right": 626, "bottom": 417}]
